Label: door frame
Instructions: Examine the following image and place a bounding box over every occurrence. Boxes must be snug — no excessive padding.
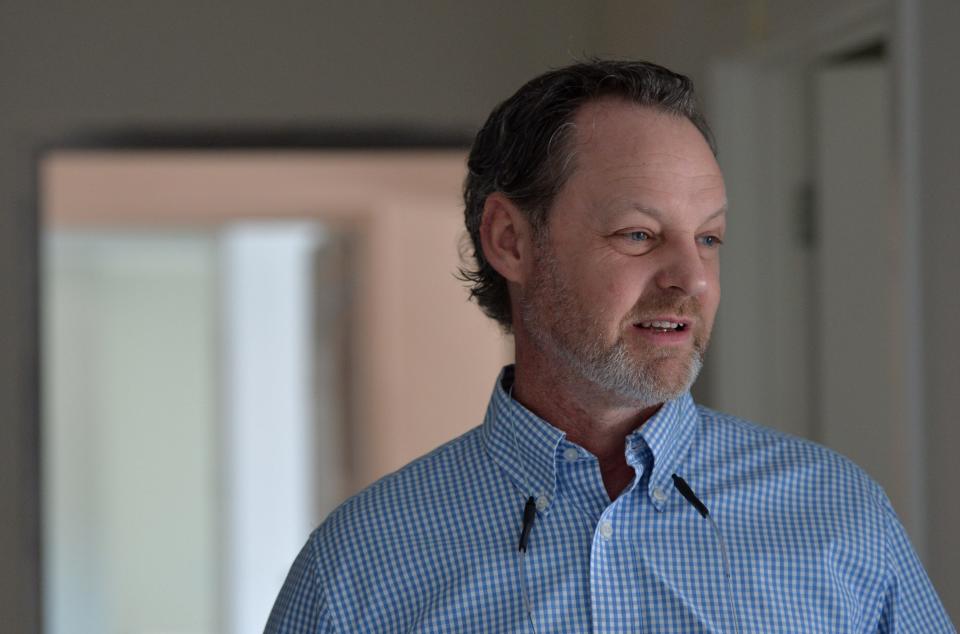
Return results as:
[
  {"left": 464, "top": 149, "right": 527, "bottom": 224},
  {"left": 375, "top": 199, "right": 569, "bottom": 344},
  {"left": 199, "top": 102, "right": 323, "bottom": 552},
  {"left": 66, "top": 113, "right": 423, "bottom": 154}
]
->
[{"left": 38, "top": 137, "right": 514, "bottom": 633}]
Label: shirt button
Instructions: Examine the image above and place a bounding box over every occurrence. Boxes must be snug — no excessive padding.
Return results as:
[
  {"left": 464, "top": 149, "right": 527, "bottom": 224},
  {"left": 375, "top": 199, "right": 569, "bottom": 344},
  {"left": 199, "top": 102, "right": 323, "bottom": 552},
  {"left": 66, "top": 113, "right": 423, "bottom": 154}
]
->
[
  {"left": 652, "top": 487, "right": 667, "bottom": 503},
  {"left": 599, "top": 520, "right": 614, "bottom": 540},
  {"left": 562, "top": 447, "right": 579, "bottom": 462},
  {"left": 536, "top": 495, "right": 549, "bottom": 511}
]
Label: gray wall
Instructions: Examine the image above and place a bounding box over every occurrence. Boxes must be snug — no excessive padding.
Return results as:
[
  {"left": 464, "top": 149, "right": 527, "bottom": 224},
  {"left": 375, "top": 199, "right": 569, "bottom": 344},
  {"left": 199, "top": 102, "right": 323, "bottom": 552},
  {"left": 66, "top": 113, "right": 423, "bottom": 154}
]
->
[{"left": 920, "top": 0, "right": 960, "bottom": 616}]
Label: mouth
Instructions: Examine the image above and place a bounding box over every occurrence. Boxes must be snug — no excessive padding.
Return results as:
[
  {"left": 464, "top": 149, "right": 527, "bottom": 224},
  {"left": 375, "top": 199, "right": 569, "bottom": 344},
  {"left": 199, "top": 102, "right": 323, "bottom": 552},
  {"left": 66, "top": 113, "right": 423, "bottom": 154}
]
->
[{"left": 635, "top": 319, "right": 689, "bottom": 333}]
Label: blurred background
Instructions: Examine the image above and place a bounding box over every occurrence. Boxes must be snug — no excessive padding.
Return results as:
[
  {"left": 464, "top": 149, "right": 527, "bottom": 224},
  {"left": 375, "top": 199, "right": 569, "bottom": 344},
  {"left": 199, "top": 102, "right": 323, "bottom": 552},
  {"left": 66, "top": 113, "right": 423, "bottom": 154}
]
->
[{"left": 1, "top": 0, "right": 957, "bottom": 631}]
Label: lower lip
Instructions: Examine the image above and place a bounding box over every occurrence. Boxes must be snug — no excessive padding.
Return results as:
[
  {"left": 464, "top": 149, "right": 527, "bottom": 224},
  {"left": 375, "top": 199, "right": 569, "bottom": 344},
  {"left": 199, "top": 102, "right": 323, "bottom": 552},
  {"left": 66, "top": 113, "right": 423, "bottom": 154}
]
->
[{"left": 632, "top": 325, "right": 692, "bottom": 344}]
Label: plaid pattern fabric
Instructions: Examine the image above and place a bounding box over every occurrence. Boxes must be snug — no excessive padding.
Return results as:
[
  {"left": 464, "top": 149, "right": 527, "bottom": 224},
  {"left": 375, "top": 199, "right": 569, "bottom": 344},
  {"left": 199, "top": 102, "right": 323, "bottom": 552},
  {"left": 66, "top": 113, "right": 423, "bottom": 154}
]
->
[{"left": 266, "top": 366, "right": 954, "bottom": 633}]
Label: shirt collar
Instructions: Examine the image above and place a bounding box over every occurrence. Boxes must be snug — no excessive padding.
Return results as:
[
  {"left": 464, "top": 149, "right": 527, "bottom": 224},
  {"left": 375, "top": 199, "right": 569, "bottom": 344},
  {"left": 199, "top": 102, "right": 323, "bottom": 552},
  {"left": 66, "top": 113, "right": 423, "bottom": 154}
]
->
[
  {"left": 627, "top": 385, "right": 699, "bottom": 511},
  {"left": 481, "top": 365, "right": 700, "bottom": 514},
  {"left": 481, "top": 366, "right": 565, "bottom": 515}
]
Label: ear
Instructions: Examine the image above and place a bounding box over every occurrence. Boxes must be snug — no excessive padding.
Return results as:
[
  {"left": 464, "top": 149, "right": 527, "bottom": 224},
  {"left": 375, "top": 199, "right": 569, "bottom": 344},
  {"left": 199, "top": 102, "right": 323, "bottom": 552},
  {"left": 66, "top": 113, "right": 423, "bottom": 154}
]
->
[{"left": 479, "top": 192, "right": 532, "bottom": 285}]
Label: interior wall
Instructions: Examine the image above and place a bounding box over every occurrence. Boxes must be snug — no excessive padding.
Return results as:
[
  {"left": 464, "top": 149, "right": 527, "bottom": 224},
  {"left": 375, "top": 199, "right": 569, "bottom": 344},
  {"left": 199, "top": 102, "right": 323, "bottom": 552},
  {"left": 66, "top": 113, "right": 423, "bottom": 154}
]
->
[
  {"left": 594, "top": 0, "right": 887, "bottom": 90},
  {"left": 0, "top": 3, "right": 602, "bottom": 630},
  {"left": 918, "top": 0, "right": 960, "bottom": 618},
  {"left": 3, "top": 0, "right": 958, "bottom": 629}
]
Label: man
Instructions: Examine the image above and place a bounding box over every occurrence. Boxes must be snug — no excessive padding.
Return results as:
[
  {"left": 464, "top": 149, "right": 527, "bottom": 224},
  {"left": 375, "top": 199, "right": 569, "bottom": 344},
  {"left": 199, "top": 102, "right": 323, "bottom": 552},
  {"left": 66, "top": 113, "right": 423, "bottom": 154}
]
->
[{"left": 267, "top": 60, "right": 953, "bottom": 632}]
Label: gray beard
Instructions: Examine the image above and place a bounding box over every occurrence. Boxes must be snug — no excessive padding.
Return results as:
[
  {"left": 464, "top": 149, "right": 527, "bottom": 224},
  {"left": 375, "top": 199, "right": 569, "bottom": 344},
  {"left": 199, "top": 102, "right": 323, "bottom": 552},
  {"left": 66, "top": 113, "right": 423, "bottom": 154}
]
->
[
  {"left": 519, "top": 246, "right": 705, "bottom": 406},
  {"left": 543, "top": 328, "right": 703, "bottom": 405}
]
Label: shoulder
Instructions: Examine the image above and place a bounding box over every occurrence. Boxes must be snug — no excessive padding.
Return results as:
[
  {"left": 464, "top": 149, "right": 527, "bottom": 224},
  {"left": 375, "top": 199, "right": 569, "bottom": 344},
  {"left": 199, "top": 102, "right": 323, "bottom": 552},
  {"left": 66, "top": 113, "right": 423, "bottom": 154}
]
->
[
  {"left": 691, "top": 405, "right": 888, "bottom": 516},
  {"left": 297, "top": 425, "right": 518, "bottom": 629},
  {"left": 312, "top": 426, "right": 513, "bottom": 572},
  {"left": 689, "top": 408, "right": 953, "bottom": 629},
  {"left": 267, "top": 425, "right": 513, "bottom": 632},
  {"left": 319, "top": 424, "right": 501, "bottom": 545},
  {"left": 695, "top": 404, "right": 878, "bottom": 478},
  {"left": 690, "top": 406, "right": 892, "bottom": 575}
]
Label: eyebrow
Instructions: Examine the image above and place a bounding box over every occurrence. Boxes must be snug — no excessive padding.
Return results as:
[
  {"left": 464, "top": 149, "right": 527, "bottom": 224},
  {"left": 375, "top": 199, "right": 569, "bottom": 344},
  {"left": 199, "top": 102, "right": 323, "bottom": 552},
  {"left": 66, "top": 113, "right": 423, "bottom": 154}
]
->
[{"left": 629, "top": 204, "right": 728, "bottom": 222}]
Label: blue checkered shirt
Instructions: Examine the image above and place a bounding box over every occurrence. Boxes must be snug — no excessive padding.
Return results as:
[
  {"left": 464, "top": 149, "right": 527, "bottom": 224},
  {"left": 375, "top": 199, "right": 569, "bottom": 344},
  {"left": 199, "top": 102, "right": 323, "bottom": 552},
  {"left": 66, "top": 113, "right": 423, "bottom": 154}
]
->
[{"left": 266, "top": 367, "right": 953, "bottom": 632}]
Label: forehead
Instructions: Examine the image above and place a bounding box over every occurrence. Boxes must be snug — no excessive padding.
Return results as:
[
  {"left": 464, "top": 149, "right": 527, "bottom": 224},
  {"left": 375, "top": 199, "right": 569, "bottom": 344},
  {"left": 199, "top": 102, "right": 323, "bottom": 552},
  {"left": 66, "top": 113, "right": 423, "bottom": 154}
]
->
[{"left": 560, "top": 99, "right": 725, "bottom": 217}]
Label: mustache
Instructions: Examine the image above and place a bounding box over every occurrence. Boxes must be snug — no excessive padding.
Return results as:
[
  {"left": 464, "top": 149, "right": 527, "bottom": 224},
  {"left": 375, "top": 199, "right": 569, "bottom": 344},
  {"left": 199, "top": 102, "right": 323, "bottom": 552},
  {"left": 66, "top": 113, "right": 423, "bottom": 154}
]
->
[{"left": 625, "top": 294, "right": 702, "bottom": 323}]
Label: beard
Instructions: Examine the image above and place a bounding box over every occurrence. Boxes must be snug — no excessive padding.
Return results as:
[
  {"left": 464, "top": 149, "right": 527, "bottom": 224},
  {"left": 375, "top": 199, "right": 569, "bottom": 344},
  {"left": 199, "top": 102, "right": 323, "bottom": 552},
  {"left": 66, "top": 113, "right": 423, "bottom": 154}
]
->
[{"left": 518, "top": 243, "right": 709, "bottom": 406}]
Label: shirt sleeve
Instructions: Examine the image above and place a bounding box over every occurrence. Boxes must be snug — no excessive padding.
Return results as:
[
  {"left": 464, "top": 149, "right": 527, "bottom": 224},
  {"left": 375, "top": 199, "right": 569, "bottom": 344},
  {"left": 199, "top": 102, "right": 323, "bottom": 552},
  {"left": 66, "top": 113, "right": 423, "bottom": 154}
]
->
[
  {"left": 875, "top": 492, "right": 955, "bottom": 633},
  {"left": 264, "top": 534, "right": 336, "bottom": 634}
]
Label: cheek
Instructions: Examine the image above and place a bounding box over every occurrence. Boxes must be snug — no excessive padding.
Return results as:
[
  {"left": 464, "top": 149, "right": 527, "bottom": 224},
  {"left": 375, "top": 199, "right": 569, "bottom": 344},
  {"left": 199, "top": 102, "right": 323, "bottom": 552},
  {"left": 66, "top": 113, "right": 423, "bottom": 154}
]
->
[
  {"left": 557, "top": 261, "right": 633, "bottom": 324},
  {"left": 592, "top": 266, "right": 655, "bottom": 316}
]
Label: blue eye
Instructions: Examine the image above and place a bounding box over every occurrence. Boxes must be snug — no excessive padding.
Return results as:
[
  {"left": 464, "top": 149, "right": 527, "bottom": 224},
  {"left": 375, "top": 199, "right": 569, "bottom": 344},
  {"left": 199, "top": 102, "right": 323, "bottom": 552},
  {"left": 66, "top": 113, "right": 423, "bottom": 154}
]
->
[
  {"left": 699, "top": 235, "right": 723, "bottom": 248},
  {"left": 626, "top": 231, "right": 650, "bottom": 242}
]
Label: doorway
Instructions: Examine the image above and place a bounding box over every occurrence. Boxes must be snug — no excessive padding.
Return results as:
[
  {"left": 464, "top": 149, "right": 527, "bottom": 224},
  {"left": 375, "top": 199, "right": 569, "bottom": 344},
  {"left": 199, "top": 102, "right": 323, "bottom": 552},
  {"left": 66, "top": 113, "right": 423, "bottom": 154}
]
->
[{"left": 40, "top": 148, "right": 511, "bottom": 634}]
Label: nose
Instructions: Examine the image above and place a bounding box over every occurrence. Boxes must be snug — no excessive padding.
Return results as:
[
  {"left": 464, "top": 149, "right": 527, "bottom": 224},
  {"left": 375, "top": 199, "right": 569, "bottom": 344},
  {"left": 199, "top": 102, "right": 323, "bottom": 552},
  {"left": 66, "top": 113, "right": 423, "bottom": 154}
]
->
[{"left": 653, "top": 240, "right": 709, "bottom": 297}]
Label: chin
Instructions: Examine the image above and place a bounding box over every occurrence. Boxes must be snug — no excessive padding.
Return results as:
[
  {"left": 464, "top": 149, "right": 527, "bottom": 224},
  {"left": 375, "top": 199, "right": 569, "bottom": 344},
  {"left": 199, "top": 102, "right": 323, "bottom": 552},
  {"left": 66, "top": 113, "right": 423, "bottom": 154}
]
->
[{"left": 630, "top": 355, "right": 702, "bottom": 402}]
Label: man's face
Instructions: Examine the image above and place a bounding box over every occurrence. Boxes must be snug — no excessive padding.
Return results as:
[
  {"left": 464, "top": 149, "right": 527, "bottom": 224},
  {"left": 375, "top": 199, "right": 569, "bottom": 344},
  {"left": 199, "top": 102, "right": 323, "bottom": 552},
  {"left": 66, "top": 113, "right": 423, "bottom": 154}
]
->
[{"left": 517, "top": 99, "right": 726, "bottom": 405}]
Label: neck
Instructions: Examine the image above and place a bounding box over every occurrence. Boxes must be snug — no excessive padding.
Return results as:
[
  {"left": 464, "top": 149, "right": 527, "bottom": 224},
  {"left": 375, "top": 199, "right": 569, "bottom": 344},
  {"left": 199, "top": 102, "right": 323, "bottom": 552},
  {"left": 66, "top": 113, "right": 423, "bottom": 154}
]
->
[{"left": 511, "top": 347, "right": 662, "bottom": 500}]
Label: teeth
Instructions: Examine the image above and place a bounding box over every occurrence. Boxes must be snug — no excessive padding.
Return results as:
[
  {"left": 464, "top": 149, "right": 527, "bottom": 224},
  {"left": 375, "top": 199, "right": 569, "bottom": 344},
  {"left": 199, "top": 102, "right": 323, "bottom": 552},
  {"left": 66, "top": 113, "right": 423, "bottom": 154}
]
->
[{"left": 640, "top": 320, "right": 681, "bottom": 329}]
